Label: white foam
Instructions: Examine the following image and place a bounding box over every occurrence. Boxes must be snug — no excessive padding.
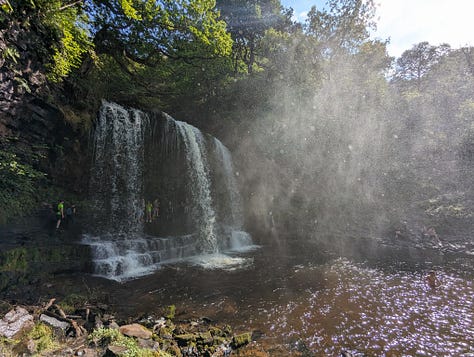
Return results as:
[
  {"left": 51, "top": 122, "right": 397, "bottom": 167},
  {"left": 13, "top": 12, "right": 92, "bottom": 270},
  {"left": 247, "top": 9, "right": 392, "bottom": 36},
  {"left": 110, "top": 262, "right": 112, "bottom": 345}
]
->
[{"left": 186, "top": 253, "right": 254, "bottom": 271}]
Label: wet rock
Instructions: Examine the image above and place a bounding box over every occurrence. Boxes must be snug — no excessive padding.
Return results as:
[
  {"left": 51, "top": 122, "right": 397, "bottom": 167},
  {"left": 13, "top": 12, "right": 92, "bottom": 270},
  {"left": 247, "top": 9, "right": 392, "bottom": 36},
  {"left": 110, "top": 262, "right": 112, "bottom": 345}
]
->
[
  {"left": 173, "top": 325, "right": 186, "bottom": 335},
  {"left": 232, "top": 332, "right": 252, "bottom": 348},
  {"left": 213, "top": 336, "right": 228, "bottom": 346},
  {"left": 40, "top": 313, "right": 70, "bottom": 330},
  {"left": 104, "top": 345, "right": 128, "bottom": 356},
  {"left": 0, "top": 307, "right": 34, "bottom": 338},
  {"left": 137, "top": 337, "right": 159, "bottom": 349},
  {"left": 197, "top": 331, "right": 213, "bottom": 345},
  {"left": 175, "top": 333, "right": 197, "bottom": 346},
  {"left": 108, "top": 320, "right": 119, "bottom": 330},
  {"left": 153, "top": 316, "right": 166, "bottom": 331},
  {"left": 119, "top": 323, "right": 152, "bottom": 339},
  {"left": 75, "top": 347, "right": 98, "bottom": 356},
  {"left": 158, "top": 326, "right": 173, "bottom": 339},
  {"left": 94, "top": 315, "right": 104, "bottom": 329},
  {"left": 164, "top": 343, "right": 182, "bottom": 357}
]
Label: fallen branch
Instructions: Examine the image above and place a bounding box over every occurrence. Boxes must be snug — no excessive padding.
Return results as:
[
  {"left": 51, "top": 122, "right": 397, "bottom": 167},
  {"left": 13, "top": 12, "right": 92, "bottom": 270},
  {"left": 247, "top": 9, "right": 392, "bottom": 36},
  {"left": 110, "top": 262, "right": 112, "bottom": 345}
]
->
[{"left": 44, "top": 298, "right": 56, "bottom": 311}]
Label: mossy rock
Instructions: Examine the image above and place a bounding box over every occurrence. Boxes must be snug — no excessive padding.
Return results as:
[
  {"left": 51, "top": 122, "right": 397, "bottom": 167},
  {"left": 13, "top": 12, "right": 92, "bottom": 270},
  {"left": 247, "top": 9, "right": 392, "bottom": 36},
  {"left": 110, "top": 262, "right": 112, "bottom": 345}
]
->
[
  {"left": 197, "top": 331, "right": 213, "bottom": 345},
  {"left": 158, "top": 326, "right": 173, "bottom": 340},
  {"left": 232, "top": 332, "right": 252, "bottom": 348},
  {"left": 212, "top": 336, "right": 228, "bottom": 346},
  {"left": 208, "top": 326, "right": 224, "bottom": 337},
  {"left": 174, "top": 333, "right": 196, "bottom": 346}
]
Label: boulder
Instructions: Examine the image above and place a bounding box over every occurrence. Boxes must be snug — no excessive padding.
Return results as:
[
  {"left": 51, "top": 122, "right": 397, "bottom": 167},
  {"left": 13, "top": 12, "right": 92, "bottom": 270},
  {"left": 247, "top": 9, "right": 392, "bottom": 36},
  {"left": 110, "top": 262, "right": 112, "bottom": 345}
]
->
[
  {"left": 104, "top": 345, "right": 129, "bottom": 356},
  {"left": 40, "top": 314, "right": 70, "bottom": 330},
  {"left": 232, "top": 332, "right": 252, "bottom": 348},
  {"left": 0, "top": 307, "right": 34, "bottom": 338},
  {"left": 175, "top": 333, "right": 197, "bottom": 346},
  {"left": 119, "top": 323, "right": 152, "bottom": 339}
]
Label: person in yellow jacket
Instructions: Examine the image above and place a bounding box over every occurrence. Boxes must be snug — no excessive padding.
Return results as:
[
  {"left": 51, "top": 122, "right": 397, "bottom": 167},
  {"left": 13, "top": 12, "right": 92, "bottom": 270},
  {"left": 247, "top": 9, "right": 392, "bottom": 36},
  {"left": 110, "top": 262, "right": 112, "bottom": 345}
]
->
[
  {"left": 146, "top": 201, "right": 153, "bottom": 223},
  {"left": 56, "top": 200, "right": 64, "bottom": 229}
]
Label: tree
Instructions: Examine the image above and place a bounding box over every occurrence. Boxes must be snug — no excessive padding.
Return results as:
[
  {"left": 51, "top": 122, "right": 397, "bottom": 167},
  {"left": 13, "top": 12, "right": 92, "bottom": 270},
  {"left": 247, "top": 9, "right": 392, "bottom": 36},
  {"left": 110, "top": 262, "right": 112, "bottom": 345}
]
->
[
  {"left": 90, "top": 0, "right": 232, "bottom": 64},
  {"left": 305, "top": 0, "right": 377, "bottom": 58},
  {"left": 1, "top": 0, "right": 93, "bottom": 82},
  {"left": 392, "top": 41, "right": 451, "bottom": 90},
  {"left": 216, "top": 0, "right": 292, "bottom": 74}
]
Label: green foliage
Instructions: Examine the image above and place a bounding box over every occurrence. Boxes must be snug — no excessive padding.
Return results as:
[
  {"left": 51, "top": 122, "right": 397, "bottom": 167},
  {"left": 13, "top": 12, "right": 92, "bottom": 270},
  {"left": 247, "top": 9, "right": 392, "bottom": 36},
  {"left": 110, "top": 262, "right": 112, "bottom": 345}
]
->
[
  {"left": 216, "top": 0, "right": 293, "bottom": 74},
  {"left": 28, "top": 323, "right": 58, "bottom": 354},
  {"left": 0, "top": 0, "right": 13, "bottom": 13},
  {"left": 0, "top": 248, "right": 28, "bottom": 272},
  {"left": 1, "top": 46, "right": 20, "bottom": 64},
  {"left": 306, "top": 0, "right": 377, "bottom": 57},
  {"left": 0, "top": 150, "right": 46, "bottom": 223},
  {"left": 57, "top": 293, "right": 88, "bottom": 313},
  {"left": 165, "top": 305, "right": 176, "bottom": 320},
  {"left": 89, "top": 328, "right": 171, "bottom": 357},
  {"left": 0, "top": 336, "right": 17, "bottom": 357},
  {"left": 4, "top": 0, "right": 93, "bottom": 82},
  {"left": 46, "top": 4, "right": 93, "bottom": 81}
]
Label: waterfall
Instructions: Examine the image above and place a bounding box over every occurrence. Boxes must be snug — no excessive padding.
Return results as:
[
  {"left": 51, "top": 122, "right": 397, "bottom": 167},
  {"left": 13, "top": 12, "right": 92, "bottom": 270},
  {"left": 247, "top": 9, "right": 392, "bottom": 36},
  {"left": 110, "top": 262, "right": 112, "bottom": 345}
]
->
[
  {"left": 213, "top": 138, "right": 253, "bottom": 251},
  {"left": 84, "top": 101, "right": 254, "bottom": 281},
  {"left": 214, "top": 138, "right": 243, "bottom": 229},
  {"left": 89, "top": 101, "right": 145, "bottom": 233},
  {"left": 175, "top": 121, "right": 218, "bottom": 253}
]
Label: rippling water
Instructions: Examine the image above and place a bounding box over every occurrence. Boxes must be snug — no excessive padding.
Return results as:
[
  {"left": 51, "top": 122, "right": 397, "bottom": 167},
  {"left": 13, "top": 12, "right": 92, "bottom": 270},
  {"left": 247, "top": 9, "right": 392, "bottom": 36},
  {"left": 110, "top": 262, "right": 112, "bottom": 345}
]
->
[
  {"left": 22, "top": 240, "right": 474, "bottom": 356},
  {"left": 251, "top": 258, "right": 474, "bottom": 356}
]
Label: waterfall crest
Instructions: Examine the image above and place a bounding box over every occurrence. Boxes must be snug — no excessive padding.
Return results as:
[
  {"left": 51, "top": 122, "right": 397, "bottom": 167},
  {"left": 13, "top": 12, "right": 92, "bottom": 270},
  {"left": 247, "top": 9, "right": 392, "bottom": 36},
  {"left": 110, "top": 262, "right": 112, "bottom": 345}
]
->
[{"left": 84, "top": 101, "right": 254, "bottom": 281}]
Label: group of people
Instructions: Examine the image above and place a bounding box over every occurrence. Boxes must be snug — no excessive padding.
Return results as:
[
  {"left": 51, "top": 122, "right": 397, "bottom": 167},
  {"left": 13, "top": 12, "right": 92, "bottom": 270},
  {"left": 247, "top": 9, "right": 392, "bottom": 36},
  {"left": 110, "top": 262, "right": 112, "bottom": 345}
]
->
[
  {"left": 144, "top": 198, "right": 160, "bottom": 223},
  {"left": 55, "top": 200, "right": 76, "bottom": 229}
]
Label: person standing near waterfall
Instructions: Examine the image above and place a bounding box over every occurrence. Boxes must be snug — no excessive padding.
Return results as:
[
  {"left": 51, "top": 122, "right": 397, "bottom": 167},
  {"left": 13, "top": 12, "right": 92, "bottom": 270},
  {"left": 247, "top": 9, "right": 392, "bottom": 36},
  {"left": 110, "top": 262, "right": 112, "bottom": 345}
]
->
[
  {"left": 56, "top": 200, "right": 64, "bottom": 229},
  {"left": 153, "top": 198, "right": 160, "bottom": 220},
  {"left": 146, "top": 201, "right": 153, "bottom": 223}
]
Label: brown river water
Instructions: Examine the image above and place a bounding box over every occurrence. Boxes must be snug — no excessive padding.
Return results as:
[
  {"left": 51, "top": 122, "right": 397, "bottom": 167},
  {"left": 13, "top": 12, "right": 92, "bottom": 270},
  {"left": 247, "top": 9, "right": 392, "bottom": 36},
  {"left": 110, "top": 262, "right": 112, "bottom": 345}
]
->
[{"left": 37, "top": 239, "right": 474, "bottom": 356}]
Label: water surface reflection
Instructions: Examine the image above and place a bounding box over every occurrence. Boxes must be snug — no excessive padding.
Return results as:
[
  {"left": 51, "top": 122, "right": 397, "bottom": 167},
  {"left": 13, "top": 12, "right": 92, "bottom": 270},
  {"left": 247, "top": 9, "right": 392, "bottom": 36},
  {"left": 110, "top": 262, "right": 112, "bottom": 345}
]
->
[{"left": 42, "top": 240, "right": 474, "bottom": 356}]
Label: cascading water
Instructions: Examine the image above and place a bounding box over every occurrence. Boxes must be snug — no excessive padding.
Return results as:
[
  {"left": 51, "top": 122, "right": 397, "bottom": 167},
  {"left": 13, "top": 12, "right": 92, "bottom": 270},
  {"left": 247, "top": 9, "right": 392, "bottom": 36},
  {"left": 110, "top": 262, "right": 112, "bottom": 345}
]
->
[
  {"left": 214, "top": 138, "right": 243, "bottom": 228},
  {"left": 89, "top": 102, "right": 145, "bottom": 233},
  {"left": 175, "top": 121, "right": 217, "bottom": 252},
  {"left": 83, "top": 101, "right": 254, "bottom": 281},
  {"left": 213, "top": 139, "right": 253, "bottom": 251}
]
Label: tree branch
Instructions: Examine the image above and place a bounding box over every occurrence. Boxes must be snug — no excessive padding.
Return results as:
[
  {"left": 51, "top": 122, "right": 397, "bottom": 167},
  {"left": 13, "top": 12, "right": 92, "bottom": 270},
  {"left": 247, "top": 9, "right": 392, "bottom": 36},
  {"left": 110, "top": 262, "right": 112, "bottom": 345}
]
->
[{"left": 58, "top": 0, "right": 85, "bottom": 12}]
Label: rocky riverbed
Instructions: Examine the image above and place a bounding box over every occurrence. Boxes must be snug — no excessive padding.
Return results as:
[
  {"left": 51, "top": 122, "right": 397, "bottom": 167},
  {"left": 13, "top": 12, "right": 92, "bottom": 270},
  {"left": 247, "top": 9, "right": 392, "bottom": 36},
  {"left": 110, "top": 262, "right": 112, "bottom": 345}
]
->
[{"left": 0, "top": 298, "right": 258, "bottom": 357}]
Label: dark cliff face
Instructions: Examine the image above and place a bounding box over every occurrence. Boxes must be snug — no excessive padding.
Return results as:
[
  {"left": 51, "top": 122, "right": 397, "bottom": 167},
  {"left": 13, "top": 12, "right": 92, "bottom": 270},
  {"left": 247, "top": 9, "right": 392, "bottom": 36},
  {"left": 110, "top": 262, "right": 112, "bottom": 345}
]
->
[
  {"left": 0, "top": 95, "right": 90, "bottom": 195},
  {"left": 1, "top": 12, "right": 90, "bottom": 195}
]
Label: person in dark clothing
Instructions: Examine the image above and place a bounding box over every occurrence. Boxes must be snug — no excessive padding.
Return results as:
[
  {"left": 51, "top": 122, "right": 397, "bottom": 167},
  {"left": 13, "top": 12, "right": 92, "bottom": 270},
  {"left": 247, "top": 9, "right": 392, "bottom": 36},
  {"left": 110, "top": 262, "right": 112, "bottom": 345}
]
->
[{"left": 65, "top": 204, "right": 76, "bottom": 226}]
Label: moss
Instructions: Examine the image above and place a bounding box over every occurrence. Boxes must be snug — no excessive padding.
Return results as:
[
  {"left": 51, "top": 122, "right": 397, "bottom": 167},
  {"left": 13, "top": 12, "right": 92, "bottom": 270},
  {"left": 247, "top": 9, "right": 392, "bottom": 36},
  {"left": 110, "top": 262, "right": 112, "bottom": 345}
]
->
[
  {"left": 0, "top": 248, "right": 28, "bottom": 272},
  {"left": 165, "top": 305, "right": 176, "bottom": 320},
  {"left": 175, "top": 333, "right": 197, "bottom": 346},
  {"left": 89, "top": 328, "right": 172, "bottom": 357},
  {"left": 28, "top": 322, "right": 58, "bottom": 354},
  {"left": 0, "top": 336, "right": 18, "bottom": 357},
  {"left": 57, "top": 293, "right": 88, "bottom": 314},
  {"left": 232, "top": 332, "right": 252, "bottom": 348}
]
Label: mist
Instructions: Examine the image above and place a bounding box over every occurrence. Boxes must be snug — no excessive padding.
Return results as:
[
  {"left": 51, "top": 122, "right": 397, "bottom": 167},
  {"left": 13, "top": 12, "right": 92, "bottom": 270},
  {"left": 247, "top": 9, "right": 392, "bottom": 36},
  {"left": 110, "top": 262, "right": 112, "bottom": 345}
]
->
[{"left": 224, "top": 31, "right": 474, "bottom": 250}]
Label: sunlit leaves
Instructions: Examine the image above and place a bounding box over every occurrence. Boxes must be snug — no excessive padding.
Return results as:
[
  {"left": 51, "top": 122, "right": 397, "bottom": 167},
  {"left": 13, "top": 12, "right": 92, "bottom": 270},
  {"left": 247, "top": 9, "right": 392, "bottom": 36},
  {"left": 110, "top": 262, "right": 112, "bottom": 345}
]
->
[
  {"left": 306, "top": 0, "right": 377, "bottom": 57},
  {"left": 0, "top": 0, "right": 13, "bottom": 13},
  {"left": 118, "top": 0, "right": 141, "bottom": 19}
]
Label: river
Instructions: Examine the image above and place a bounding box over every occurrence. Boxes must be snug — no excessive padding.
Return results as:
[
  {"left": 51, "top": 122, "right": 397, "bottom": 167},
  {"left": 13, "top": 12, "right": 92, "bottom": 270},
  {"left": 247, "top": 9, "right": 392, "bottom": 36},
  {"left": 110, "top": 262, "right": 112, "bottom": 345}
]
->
[{"left": 35, "top": 237, "right": 474, "bottom": 356}]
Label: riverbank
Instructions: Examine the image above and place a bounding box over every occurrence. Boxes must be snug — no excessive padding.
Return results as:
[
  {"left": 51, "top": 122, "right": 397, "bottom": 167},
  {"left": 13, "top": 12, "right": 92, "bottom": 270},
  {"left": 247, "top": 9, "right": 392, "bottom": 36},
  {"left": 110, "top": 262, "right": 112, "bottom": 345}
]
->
[{"left": 0, "top": 298, "right": 257, "bottom": 357}]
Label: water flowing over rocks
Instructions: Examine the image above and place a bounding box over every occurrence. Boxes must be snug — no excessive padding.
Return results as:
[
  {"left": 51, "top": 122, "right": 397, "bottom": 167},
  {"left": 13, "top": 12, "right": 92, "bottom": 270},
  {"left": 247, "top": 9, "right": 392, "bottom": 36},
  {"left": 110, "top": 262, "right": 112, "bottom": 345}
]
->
[{"left": 84, "top": 101, "right": 254, "bottom": 280}]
